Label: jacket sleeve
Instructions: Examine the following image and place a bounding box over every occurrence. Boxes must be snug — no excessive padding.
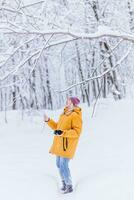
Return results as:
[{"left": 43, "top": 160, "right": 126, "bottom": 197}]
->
[
  {"left": 61, "top": 113, "right": 82, "bottom": 138},
  {"left": 47, "top": 119, "right": 58, "bottom": 130}
]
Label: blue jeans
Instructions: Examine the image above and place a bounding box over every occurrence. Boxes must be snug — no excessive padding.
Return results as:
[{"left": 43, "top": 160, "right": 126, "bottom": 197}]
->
[{"left": 56, "top": 156, "right": 72, "bottom": 185}]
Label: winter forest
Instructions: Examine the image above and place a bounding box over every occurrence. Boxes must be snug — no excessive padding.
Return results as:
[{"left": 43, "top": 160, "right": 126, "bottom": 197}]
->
[
  {"left": 0, "top": 0, "right": 134, "bottom": 111},
  {"left": 0, "top": 0, "right": 134, "bottom": 199}
]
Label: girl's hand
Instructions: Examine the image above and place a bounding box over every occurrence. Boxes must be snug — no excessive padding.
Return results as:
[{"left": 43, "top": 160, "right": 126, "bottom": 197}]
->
[{"left": 44, "top": 114, "right": 50, "bottom": 122}]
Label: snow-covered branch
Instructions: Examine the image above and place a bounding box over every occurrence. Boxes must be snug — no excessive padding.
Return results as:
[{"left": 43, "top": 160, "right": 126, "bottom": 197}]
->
[
  {"left": 0, "top": 6, "right": 43, "bottom": 21},
  {"left": 0, "top": 50, "right": 40, "bottom": 81},
  {"left": 0, "top": 34, "right": 54, "bottom": 82},
  {"left": 1, "top": 27, "right": 134, "bottom": 42},
  {"left": 0, "top": 36, "right": 38, "bottom": 69},
  {"left": 19, "top": 1, "right": 45, "bottom": 9},
  {"left": 55, "top": 44, "right": 133, "bottom": 93}
]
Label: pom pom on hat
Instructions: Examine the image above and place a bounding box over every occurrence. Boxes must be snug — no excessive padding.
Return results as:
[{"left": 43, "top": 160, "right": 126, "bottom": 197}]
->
[{"left": 70, "top": 97, "right": 80, "bottom": 106}]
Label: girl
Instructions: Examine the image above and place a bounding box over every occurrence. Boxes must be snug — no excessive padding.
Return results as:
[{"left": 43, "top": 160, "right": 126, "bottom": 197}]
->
[{"left": 44, "top": 97, "right": 82, "bottom": 194}]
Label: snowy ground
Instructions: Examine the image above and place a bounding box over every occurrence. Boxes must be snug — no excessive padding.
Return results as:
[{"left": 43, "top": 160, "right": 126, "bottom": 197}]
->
[{"left": 0, "top": 98, "right": 134, "bottom": 200}]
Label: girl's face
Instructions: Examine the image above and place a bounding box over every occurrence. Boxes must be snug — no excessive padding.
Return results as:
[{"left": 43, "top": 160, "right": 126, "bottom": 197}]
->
[{"left": 66, "top": 98, "right": 73, "bottom": 109}]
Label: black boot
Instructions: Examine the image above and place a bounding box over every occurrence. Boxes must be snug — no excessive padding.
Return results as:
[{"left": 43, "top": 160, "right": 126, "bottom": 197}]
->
[
  {"left": 63, "top": 185, "right": 73, "bottom": 194},
  {"left": 60, "top": 180, "right": 66, "bottom": 191}
]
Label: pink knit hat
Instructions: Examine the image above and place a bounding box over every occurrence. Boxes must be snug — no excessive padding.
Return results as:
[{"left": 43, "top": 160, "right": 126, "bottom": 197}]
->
[{"left": 70, "top": 97, "right": 80, "bottom": 106}]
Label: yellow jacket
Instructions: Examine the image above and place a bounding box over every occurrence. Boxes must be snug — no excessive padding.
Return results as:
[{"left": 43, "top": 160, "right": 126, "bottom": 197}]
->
[{"left": 47, "top": 106, "right": 82, "bottom": 159}]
